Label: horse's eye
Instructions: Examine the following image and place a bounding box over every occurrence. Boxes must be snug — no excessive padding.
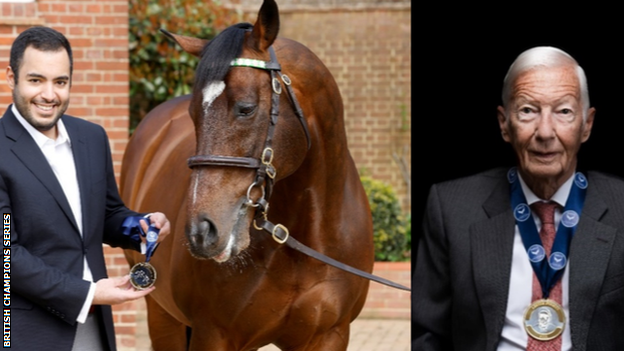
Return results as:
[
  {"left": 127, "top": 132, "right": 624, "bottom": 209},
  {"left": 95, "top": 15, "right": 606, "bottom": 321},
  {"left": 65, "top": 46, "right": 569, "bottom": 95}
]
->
[{"left": 235, "top": 103, "right": 257, "bottom": 118}]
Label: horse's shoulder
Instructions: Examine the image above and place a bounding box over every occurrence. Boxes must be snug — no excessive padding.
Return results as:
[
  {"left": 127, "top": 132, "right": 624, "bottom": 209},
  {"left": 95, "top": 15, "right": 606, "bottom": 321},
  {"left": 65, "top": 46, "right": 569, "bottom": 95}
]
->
[{"left": 275, "top": 37, "right": 315, "bottom": 55}]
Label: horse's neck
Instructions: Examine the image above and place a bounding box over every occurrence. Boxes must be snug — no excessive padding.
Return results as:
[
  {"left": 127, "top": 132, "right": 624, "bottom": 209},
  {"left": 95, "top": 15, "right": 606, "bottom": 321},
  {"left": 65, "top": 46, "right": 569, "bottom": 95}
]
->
[{"left": 271, "top": 136, "right": 358, "bottom": 220}]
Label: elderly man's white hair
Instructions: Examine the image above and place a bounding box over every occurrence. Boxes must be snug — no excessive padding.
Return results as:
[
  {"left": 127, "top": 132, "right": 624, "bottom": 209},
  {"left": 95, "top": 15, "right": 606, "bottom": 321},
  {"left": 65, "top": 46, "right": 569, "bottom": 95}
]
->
[{"left": 501, "top": 46, "right": 590, "bottom": 121}]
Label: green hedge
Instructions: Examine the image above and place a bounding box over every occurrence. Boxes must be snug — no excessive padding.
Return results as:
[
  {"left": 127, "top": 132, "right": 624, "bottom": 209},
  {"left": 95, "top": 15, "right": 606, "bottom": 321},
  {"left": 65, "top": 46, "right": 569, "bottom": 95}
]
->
[
  {"left": 360, "top": 175, "right": 410, "bottom": 262},
  {"left": 129, "top": 0, "right": 242, "bottom": 133}
]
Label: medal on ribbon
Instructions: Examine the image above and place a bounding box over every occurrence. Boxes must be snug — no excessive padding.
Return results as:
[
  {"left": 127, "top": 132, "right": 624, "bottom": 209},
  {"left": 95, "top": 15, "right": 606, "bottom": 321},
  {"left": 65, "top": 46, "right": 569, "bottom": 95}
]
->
[
  {"left": 129, "top": 261, "right": 157, "bottom": 290},
  {"left": 121, "top": 215, "right": 160, "bottom": 290},
  {"left": 524, "top": 299, "right": 566, "bottom": 341},
  {"left": 508, "top": 168, "right": 587, "bottom": 341}
]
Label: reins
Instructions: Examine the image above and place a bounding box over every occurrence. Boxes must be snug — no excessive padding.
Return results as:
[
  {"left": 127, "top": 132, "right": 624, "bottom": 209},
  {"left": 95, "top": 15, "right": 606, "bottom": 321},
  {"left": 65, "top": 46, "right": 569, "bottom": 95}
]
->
[{"left": 187, "top": 46, "right": 410, "bottom": 292}]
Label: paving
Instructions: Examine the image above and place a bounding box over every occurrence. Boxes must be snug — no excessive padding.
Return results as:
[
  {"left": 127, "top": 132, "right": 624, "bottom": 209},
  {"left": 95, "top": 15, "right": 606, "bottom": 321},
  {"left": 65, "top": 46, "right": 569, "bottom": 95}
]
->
[
  {"left": 133, "top": 301, "right": 410, "bottom": 351},
  {"left": 258, "top": 318, "right": 411, "bottom": 351}
]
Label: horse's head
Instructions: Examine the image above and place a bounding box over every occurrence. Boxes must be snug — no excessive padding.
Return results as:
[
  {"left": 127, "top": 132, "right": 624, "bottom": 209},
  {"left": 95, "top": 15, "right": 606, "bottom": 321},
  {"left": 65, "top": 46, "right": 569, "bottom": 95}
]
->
[{"left": 167, "top": 0, "right": 310, "bottom": 262}]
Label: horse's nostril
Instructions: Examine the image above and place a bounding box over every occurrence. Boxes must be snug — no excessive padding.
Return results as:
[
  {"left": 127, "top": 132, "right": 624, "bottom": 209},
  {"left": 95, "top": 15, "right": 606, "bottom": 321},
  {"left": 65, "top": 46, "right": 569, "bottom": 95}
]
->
[
  {"left": 197, "top": 216, "right": 218, "bottom": 246},
  {"left": 198, "top": 219, "right": 210, "bottom": 236}
]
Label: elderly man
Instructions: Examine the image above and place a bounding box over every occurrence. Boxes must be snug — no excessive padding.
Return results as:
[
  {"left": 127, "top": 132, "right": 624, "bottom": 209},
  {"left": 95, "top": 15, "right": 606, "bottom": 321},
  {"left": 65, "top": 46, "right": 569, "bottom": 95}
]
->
[{"left": 412, "top": 46, "right": 624, "bottom": 351}]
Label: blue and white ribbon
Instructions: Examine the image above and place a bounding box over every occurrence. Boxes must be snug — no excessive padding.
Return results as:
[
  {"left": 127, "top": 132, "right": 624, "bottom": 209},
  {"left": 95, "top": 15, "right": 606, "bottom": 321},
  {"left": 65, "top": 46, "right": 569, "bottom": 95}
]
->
[
  {"left": 121, "top": 215, "right": 160, "bottom": 262},
  {"left": 508, "top": 168, "right": 587, "bottom": 299}
]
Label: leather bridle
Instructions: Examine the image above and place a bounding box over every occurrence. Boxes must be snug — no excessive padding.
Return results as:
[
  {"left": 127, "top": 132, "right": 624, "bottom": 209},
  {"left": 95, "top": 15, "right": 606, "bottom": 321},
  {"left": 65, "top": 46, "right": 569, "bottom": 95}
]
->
[
  {"left": 186, "top": 46, "right": 410, "bottom": 292},
  {"left": 187, "top": 46, "right": 310, "bottom": 219}
]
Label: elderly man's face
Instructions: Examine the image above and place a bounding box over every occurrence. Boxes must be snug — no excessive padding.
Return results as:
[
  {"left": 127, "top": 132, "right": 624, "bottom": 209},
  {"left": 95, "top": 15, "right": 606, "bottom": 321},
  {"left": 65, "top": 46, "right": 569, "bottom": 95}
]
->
[{"left": 497, "top": 65, "right": 594, "bottom": 185}]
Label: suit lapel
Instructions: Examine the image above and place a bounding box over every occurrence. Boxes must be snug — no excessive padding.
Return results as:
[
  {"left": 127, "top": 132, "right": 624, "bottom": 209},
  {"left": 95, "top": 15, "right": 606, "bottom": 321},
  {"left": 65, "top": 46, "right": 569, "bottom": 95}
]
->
[
  {"left": 64, "top": 117, "right": 90, "bottom": 239},
  {"left": 470, "top": 171, "right": 617, "bottom": 348},
  {"left": 568, "top": 180, "right": 615, "bottom": 347},
  {"left": 471, "top": 175, "right": 516, "bottom": 349},
  {"left": 2, "top": 109, "right": 81, "bottom": 235}
]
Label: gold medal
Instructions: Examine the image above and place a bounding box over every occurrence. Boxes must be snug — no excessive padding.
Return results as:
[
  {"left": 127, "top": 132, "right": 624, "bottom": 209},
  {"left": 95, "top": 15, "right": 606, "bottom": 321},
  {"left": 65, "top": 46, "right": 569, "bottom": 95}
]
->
[{"left": 524, "top": 299, "right": 565, "bottom": 341}]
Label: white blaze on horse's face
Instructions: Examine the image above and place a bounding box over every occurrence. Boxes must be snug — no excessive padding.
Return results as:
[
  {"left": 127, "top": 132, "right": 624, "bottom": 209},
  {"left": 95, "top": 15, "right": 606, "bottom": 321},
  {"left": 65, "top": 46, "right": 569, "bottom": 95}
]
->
[
  {"left": 191, "top": 172, "right": 200, "bottom": 206},
  {"left": 190, "top": 79, "right": 253, "bottom": 262},
  {"left": 192, "top": 81, "right": 225, "bottom": 208},
  {"left": 202, "top": 81, "right": 226, "bottom": 113}
]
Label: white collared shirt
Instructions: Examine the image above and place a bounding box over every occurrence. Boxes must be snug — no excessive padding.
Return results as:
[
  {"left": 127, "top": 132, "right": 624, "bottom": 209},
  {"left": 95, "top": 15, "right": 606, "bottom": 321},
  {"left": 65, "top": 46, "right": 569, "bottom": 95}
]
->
[
  {"left": 498, "top": 173, "right": 574, "bottom": 351},
  {"left": 12, "top": 104, "right": 96, "bottom": 324}
]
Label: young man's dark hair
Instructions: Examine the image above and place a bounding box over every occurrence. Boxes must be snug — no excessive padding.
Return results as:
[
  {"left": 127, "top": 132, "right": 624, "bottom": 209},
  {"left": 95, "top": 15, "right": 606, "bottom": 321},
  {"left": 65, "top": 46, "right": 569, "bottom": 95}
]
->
[{"left": 9, "top": 26, "right": 73, "bottom": 83}]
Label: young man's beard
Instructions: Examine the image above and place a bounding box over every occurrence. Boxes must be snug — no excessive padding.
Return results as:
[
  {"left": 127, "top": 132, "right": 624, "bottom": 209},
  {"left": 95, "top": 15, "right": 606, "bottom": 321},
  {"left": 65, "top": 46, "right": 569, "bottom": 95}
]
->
[{"left": 12, "top": 88, "right": 69, "bottom": 132}]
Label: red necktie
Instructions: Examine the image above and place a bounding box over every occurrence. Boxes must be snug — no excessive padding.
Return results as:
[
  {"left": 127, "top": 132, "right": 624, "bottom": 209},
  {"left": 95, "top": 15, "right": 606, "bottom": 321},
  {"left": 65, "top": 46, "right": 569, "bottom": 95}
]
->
[{"left": 527, "top": 201, "right": 562, "bottom": 351}]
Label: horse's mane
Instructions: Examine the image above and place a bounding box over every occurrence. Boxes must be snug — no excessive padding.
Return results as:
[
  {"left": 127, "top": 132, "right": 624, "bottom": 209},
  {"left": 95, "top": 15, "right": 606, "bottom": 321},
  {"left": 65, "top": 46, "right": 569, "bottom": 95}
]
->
[{"left": 193, "top": 22, "right": 253, "bottom": 92}]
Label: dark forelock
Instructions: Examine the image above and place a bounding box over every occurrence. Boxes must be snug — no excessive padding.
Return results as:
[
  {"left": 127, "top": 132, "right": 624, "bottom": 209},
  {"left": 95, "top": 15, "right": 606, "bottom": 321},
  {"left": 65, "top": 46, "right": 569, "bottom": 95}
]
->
[{"left": 193, "top": 22, "right": 253, "bottom": 94}]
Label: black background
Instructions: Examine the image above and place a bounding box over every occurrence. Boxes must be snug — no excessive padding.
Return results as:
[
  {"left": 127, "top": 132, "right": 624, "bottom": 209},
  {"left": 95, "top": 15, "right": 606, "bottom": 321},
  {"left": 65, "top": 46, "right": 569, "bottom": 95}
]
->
[{"left": 414, "top": 16, "right": 624, "bottom": 257}]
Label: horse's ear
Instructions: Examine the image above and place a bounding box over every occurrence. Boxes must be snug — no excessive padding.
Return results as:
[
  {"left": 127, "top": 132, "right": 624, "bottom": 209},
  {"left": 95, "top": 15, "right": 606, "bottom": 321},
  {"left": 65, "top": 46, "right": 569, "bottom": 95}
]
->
[
  {"left": 160, "top": 29, "right": 209, "bottom": 57},
  {"left": 249, "top": 0, "right": 279, "bottom": 52}
]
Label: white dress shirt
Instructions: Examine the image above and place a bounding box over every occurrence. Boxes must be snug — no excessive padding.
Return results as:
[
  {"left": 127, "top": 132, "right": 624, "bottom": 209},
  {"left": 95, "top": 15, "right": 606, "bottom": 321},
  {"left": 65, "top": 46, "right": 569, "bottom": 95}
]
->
[
  {"left": 498, "top": 173, "right": 574, "bottom": 351},
  {"left": 12, "top": 105, "right": 96, "bottom": 324}
]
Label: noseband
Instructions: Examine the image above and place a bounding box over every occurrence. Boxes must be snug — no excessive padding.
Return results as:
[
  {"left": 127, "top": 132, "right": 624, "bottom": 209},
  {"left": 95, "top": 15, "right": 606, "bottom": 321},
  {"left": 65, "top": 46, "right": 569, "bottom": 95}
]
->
[
  {"left": 186, "top": 46, "right": 410, "bottom": 292},
  {"left": 187, "top": 46, "right": 311, "bottom": 216}
]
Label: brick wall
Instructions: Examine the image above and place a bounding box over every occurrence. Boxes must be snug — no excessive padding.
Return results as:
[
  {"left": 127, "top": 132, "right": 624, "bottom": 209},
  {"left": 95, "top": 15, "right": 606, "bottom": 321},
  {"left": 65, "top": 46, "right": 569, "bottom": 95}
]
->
[
  {"left": 228, "top": 0, "right": 412, "bottom": 213},
  {"left": 0, "top": 1, "right": 136, "bottom": 348},
  {"left": 359, "top": 262, "right": 411, "bottom": 319},
  {"left": 0, "top": 1, "right": 130, "bottom": 178}
]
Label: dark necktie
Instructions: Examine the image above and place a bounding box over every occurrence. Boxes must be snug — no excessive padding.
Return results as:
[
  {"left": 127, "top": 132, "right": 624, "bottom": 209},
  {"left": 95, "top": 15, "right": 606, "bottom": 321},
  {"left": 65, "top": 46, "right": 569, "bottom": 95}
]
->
[{"left": 527, "top": 201, "right": 562, "bottom": 351}]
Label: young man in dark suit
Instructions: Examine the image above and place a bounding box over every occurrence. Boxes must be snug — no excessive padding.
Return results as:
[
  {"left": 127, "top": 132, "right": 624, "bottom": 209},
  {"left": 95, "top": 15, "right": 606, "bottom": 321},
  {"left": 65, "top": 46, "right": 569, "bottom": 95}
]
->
[
  {"left": 413, "top": 47, "right": 624, "bottom": 350},
  {"left": 1, "top": 26, "right": 171, "bottom": 350}
]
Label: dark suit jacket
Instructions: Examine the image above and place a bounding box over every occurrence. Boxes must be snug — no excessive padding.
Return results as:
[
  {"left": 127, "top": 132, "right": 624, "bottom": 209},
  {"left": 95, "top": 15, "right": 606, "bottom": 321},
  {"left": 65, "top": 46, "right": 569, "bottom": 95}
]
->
[
  {"left": 0, "top": 107, "right": 141, "bottom": 350},
  {"left": 413, "top": 168, "right": 624, "bottom": 351}
]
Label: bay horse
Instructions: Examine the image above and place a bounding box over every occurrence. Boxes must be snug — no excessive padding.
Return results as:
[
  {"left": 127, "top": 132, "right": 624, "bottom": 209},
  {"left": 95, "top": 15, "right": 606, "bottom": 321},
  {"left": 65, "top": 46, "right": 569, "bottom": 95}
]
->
[{"left": 120, "top": 0, "right": 374, "bottom": 349}]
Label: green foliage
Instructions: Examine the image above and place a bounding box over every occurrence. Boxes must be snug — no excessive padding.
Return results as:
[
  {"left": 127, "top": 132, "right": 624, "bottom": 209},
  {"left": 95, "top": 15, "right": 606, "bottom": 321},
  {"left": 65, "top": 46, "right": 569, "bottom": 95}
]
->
[
  {"left": 405, "top": 212, "right": 411, "bottom": 251},
  {"left": 360, "top": 175, "right": 409, "bottom": 262},
  {"left": 129, "top": 0, "right": 243, "bottom": 133}
]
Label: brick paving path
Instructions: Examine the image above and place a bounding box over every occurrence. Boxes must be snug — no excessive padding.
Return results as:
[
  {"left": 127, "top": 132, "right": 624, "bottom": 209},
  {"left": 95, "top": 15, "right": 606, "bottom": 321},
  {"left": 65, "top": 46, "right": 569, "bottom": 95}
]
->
[
  {"left": 133, "top": 298, "right": 410, "bottom": 351},
  {"left": 259, "top": 318, "right": 410, "bottom": 351}
]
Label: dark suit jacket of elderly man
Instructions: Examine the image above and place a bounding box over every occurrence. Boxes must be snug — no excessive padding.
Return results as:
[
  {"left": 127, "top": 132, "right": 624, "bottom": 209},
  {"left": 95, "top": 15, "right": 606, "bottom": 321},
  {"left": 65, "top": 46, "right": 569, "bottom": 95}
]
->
[
  {"left": 413, "top": 167, "right": 624, "bottom": 351},
  {"left": 0, "top": 107, "right": 142, "bottom": 351}
]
